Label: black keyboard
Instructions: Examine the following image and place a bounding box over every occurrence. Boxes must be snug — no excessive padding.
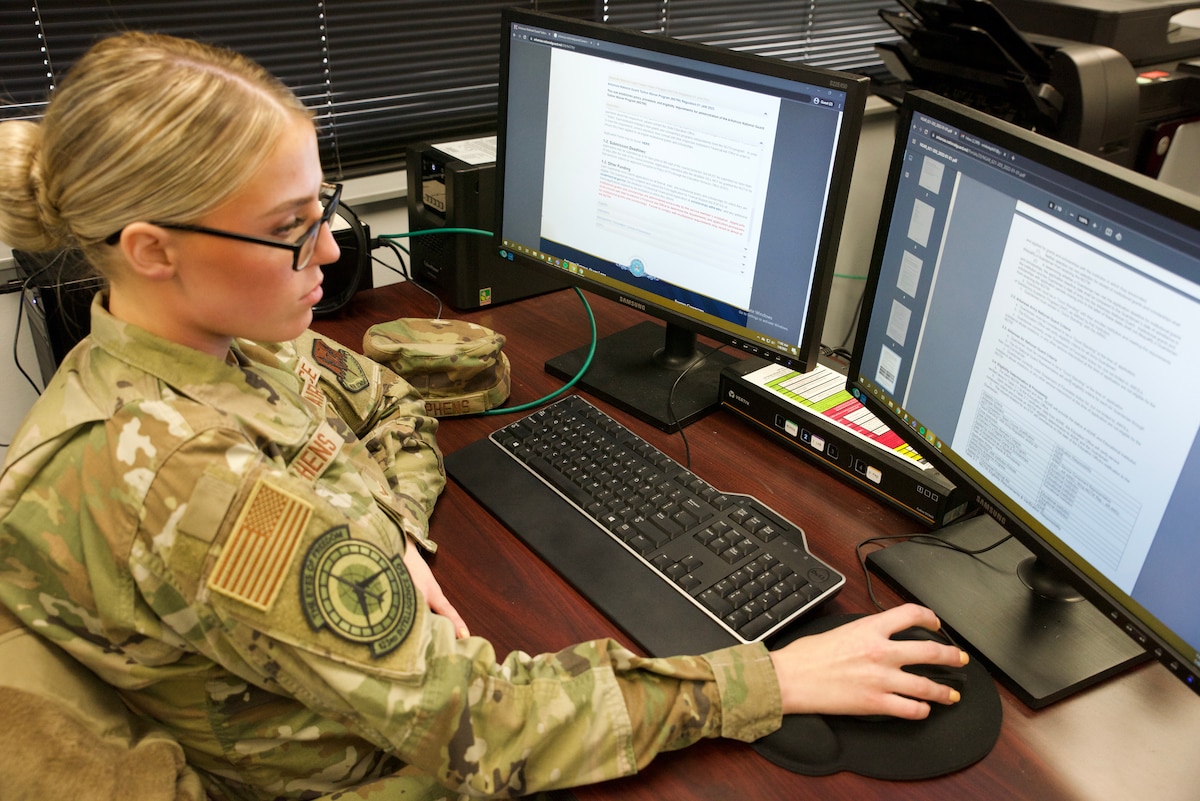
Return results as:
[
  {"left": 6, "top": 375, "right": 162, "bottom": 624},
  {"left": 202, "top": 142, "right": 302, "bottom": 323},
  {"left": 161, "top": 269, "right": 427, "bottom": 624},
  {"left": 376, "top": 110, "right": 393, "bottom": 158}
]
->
[{"left": 446, "top": 395, "right": 844, "bottom": 652}]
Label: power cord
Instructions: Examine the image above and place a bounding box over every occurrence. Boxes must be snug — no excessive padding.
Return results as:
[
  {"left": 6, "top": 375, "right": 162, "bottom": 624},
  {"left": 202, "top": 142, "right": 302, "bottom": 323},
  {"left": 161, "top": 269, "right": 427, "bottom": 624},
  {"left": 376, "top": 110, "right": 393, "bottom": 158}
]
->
[
  {"left": 11, "top": 261, "right": 54, "bottom": 397},
  {"left": 666, "top": 343, "right": 729, "bottom": 469},
  {"left": 11, "top": 278, "right": 42, "bottom": 397},
  {"left": 3, "top": 262, "right": 58, "bottom": 449},
  {"left": 837, "top": 284, "right": 865, "bottom": 353},
  {"left": 373, "top": 237, "right": 411, "bottom": 280},
  {"left": 371, "top": 240, "right": 443, "bottom": 319},
  {"left": 853, "top": 520, "right": 1012, "bottom": 613}
]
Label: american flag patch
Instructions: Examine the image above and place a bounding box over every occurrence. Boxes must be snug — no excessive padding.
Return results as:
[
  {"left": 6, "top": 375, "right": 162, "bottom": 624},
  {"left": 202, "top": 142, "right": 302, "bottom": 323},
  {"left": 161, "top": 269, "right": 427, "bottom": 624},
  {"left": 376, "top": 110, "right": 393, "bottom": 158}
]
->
[{"left": 208, "top": 479, "right": 312, "bottom": 611}]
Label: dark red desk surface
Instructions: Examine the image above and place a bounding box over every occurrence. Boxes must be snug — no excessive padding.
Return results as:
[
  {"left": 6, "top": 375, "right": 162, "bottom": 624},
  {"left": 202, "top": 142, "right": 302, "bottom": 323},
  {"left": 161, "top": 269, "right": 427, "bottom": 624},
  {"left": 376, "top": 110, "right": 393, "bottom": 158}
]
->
[{"left": 314, "top": 281, "right": 1200, "bottom": 801}]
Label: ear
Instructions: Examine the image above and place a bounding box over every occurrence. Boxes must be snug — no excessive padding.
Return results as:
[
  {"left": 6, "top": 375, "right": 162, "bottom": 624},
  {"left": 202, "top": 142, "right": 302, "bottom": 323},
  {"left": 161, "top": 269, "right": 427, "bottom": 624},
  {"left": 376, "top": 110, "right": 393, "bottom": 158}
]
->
[{"left": 115, "top": 222, "right": 178, "bottom": 281}]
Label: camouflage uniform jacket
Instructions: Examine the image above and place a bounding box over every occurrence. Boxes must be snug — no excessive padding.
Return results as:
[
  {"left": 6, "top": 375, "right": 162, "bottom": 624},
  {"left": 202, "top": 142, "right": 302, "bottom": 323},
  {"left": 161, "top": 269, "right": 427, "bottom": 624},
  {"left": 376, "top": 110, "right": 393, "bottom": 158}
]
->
[{"left": 0, "top": 295, "right": 782, "bottom": 800}]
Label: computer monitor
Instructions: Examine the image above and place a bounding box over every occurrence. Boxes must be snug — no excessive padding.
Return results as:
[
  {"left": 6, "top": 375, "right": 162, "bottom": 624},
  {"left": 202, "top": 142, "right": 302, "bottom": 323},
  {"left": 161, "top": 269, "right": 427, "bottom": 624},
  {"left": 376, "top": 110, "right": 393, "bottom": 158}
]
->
[
  {"left": 850, "top": 90, "right": 1200, "bottom": 708},
  {"left": 494, "top": 9, "right": 868, "bottom": 431}
]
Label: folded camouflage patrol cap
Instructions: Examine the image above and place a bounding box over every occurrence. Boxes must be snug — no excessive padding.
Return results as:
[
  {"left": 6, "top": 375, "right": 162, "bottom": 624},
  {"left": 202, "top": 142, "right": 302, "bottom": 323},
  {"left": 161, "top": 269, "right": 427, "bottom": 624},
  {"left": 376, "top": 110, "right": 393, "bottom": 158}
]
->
[{"left": 363, "top": 318, "right": 510, "bottom": 417}]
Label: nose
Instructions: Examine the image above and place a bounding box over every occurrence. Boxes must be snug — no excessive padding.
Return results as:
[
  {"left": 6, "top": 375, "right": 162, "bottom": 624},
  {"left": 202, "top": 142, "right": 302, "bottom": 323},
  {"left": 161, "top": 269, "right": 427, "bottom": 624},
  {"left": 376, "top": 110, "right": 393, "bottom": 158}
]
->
[{"left": 312, "top": 221, "right": 341, "bottom": 268}]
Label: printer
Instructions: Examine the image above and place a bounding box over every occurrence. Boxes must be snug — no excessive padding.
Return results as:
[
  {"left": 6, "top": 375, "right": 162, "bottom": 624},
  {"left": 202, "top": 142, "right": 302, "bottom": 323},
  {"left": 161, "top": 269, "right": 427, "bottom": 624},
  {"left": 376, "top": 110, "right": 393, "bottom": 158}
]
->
[
  {"left": 992, "top": 0, "right": 1200, "bottom": 178},
  {"left": 877, "top": 0, "right": 1200, "bottom": 174}
]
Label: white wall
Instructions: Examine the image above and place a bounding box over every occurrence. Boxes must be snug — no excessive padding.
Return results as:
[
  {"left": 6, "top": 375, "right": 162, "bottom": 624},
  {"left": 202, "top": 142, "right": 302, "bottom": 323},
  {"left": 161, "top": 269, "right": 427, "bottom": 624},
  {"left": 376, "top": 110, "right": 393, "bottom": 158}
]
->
[
  {"left": 0, "top": 291, "right": 44, "bottom": 459},
  {"left": 821, "top": 99, "right": 897, "bottom": 354}
]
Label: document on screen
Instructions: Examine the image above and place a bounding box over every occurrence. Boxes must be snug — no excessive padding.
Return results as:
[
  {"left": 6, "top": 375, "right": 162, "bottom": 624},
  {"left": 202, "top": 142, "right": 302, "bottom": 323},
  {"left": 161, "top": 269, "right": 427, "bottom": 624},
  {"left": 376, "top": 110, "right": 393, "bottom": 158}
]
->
[
  {"left": 955, "top": 202, "right": 1200, "bottom": 591},
  {"left": 540, "top": 48, "right": 780, "bottom": 308}
]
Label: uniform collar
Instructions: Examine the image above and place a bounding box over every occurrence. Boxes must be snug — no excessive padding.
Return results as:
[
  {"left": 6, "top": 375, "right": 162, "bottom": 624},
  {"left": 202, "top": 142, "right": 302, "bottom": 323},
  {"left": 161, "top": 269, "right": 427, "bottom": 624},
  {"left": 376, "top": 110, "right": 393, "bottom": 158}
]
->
[
  {"left": 88, "top": 291, "right": 249, "bottom": 389},
  {"left": 86, "top": 292, "right": 314, "bottom": 442}
]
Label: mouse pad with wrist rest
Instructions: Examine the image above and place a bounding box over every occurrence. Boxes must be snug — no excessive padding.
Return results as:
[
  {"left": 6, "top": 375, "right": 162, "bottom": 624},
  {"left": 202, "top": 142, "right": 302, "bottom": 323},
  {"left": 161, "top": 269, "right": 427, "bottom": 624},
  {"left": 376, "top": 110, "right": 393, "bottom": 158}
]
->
[{"left": 753, "top": 613, "right": 1002, "bottom": 779}]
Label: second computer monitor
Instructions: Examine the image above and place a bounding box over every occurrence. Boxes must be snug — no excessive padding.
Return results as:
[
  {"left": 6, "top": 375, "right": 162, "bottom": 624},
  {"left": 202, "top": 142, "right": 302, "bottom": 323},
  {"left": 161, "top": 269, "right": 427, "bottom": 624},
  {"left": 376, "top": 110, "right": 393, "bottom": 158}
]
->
[
  {"left": 495, "top": 9, "right": 868, "bottom": 430},
  {"left": 851, "top": 90, "right": 1200, "bottom": 707}
]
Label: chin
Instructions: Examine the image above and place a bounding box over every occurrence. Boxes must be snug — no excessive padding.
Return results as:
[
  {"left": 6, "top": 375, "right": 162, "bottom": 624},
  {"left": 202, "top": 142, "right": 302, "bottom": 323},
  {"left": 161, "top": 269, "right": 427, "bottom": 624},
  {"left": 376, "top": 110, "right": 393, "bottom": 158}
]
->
[
  {"left": 287, "top": 313, "right": 315, "bottom": 341},
  {"left": 260, "top": 313, "right": 314, "bottom": 344}
]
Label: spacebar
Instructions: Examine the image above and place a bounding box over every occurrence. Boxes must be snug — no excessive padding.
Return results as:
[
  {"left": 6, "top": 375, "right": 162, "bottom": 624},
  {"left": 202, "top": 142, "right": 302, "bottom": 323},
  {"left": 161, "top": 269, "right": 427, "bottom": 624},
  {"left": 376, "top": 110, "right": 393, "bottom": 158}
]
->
[{"left": 445, "top": 437, "right": 738, "bottom": 657}]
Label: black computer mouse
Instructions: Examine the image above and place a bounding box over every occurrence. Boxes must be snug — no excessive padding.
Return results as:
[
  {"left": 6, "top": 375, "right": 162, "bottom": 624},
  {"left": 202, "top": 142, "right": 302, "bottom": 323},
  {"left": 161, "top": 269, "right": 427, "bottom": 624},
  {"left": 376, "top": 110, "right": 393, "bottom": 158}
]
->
[
  {"left": 849, "top": 624, "right": 967, "bottom": 723},
  {"left": 753, "top": 613, "right": 1003, "bottom": 780},
  {"left": 893, "top": 623, "right": 970, "bottom": 691}
]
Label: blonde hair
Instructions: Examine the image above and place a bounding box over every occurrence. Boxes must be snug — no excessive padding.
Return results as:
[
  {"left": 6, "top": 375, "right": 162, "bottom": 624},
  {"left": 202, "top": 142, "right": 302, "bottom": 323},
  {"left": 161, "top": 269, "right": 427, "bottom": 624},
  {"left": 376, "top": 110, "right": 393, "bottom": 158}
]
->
[{"left": 0, "top": 32, "right": 312, "bottom": 271}]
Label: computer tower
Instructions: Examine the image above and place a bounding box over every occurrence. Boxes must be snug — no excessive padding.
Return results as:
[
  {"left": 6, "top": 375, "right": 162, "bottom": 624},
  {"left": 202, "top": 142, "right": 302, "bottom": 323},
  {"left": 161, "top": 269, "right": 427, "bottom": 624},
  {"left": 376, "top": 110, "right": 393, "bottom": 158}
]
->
[
  {"left": 13, "top": 249, "right": 104, "bottom": 385},
  {"left": 406, "top": 138, "right": 565, "bottom": 309}
]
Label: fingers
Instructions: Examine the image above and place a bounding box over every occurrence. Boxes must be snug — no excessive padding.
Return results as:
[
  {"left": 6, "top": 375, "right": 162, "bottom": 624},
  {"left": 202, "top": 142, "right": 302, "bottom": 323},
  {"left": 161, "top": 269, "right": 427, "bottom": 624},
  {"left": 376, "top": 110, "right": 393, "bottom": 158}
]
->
[
  {"left": 874, "top": 603, "right": 969, "bottom": 669},
  {"left": 872, "top": 694, "right": 935, "bottom": 721},
  {"left": 428, "top": 589, "right": 471, "bottom": 640},
  {"left": 871, "top": 602, "right": 942, "bottom": 636},
  {"left": 770, "top": 604, "right": 970, "bottom": 718},
  {"left": 892, "top": 666, "right": 963, "bottom": 709},
  {"left": 401, "top": 541, "right": 471, "bottom": 639}
]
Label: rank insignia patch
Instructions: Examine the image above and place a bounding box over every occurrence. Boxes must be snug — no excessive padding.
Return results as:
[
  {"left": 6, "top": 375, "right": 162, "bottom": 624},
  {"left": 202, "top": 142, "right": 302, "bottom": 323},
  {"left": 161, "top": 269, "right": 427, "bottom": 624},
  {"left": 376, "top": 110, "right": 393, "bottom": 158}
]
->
[
  {"left": 312, "top": 339, "right": 369, "bottom": 393},
  {"left": 209, "top": 480, "right": 312, "bottom": 611},
  {"left": 301, "top": 526, "right": 416, "bottom": 657}
]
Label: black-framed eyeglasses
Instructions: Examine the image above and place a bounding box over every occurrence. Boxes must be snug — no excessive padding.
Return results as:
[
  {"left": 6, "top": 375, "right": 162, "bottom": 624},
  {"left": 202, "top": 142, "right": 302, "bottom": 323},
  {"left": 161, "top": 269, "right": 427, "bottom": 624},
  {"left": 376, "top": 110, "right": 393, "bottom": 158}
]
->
[{"left": 105, "top": 182, "right": 342, "bottom": 271}]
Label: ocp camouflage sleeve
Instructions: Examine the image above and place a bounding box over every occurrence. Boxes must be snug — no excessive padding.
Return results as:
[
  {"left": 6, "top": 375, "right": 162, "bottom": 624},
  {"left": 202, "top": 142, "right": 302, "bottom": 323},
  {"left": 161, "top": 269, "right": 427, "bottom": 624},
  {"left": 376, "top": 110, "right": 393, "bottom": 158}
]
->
[
  {"left": 0, "top": 295, "right": 783, "bottom": 801},
  {"left": 240, "top": 331, "right": 444, "bottom": 553}
]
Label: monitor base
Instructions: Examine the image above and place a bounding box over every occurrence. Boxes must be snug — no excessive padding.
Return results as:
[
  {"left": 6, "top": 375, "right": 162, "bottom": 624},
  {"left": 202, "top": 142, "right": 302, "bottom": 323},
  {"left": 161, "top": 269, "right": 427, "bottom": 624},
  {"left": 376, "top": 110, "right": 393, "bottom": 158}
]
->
[
  {"left": 546, "top": 320, "right": 738, "bottom": 432},
  {"left": 866, "top": 515, "right": 1149, "bottom": 708}
]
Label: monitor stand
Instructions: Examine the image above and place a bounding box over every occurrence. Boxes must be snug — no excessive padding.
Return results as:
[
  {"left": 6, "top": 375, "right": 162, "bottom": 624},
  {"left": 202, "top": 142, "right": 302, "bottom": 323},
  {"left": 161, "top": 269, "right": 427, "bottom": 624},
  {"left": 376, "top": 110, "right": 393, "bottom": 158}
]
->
[
  {"left": 546, "top": 320, "right": 738, "bottom": 432},
  {"left": 866, "top": 515, "right": 1149, "bottom": 709}
]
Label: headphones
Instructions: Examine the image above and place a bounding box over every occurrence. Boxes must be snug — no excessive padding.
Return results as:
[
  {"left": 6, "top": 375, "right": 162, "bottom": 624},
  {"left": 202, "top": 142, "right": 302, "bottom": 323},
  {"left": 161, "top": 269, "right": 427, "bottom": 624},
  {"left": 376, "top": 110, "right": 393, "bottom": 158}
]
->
[{"left": 313, "top": 199, "right": 371, "bottom": 316}]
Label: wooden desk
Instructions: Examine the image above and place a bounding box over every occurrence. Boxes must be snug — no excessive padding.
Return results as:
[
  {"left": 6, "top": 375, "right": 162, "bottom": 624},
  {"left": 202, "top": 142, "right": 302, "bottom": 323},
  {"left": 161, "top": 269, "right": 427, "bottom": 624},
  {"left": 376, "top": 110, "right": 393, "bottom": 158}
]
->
[{"left": 314, "top": 281, "right": 1200, "bottom": 801}]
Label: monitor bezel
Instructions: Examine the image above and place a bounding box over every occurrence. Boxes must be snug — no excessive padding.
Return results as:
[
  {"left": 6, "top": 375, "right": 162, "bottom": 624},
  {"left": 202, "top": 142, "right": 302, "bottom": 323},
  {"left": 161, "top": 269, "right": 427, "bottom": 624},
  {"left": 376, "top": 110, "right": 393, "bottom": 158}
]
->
[
  {"left": 848, "top": 89, "right": 1200, "bottom": 697},
  {"left": 493, "top": 7, "right": 870, "bottom": 376}
]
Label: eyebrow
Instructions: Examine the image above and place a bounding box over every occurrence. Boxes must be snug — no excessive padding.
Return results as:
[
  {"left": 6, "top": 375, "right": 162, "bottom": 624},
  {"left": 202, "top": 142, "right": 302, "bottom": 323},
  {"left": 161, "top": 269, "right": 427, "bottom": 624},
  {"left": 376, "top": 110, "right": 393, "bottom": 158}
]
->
[{"left": 263, "top": 195, "right": 316, "bottom": 217}]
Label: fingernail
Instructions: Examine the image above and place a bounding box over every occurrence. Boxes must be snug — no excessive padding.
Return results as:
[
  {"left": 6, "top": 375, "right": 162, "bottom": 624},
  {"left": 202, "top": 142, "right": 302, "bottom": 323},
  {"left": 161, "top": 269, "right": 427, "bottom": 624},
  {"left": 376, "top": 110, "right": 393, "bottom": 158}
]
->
[
  {"left": 960, "top": 649, "right": 970, "bottom": 666},
  {"left": 949, "top": 689, "right": 962, "bottom": 704},
  {"left": 458, "top": 627, "right": 470, "bottom": 639}
]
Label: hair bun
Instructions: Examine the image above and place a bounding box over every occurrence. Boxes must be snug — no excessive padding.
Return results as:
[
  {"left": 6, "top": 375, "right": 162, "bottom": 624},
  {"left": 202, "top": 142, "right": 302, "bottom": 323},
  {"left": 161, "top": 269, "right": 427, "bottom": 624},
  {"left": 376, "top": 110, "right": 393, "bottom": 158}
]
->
[
  {"left": 32, "top": 165, "right": 72, "bottom": 245},
  {"left": 0, "top": 120, "right": 64, "bottom": 252}
]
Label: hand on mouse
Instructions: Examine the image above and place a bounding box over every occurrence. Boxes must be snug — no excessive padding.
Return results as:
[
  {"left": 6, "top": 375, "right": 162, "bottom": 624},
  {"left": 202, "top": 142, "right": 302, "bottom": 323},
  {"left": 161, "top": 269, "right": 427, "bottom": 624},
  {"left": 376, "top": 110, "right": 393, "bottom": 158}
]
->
[{"left": 769, "top": 603, "right": 968, "bottom": 720}]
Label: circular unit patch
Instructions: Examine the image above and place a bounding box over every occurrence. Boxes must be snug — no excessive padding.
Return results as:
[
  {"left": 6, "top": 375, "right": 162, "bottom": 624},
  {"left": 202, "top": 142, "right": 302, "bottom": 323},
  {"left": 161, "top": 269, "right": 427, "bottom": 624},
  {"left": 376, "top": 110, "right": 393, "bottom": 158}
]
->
[{"left": 301, "top": 526, "right": 416, "bottom": 657}]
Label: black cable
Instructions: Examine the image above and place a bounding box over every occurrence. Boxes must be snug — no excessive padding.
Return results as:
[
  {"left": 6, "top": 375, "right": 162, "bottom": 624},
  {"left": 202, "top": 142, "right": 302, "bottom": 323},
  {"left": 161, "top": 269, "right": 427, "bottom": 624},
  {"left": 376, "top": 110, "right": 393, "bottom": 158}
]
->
[
  {"left": 665, "top": 343, "right": 728, "bottom": 469},
  {"left": 3, "top": 263, "right": 58, "bottom": 449},
  {"left": 12, "top": 270, "right": 49, "bottom": 396},
  {"left": 375, "top": 237, "right": 411, "bottom": 280},
  {"left": 817, "top": 283, "right": 865, "bottom": 363},
  {"left": 854, "top": 519, "right": 1013, "bottom": 613},
  {"left": 371, "top": 253, "right": 403, "bottom": 279},
  {"left": 821, "top": 343, "right": 854, "bottom": 362},
  {"left": 838, "top": 287, "right": 865, "bottom": 351},
  {"left": 371, "top": 239, "right": 443, "bottom": 319}
]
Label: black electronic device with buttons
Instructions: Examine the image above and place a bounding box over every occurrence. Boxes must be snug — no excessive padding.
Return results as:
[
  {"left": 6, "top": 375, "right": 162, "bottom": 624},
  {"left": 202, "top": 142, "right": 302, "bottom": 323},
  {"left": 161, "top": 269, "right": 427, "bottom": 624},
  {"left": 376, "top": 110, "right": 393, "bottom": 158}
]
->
[
  {"left": 719, "top": 356, "right": 970, "bottom": 528},
  {"left": 407, "top": 138, "right": 566, "bottom": 310}
]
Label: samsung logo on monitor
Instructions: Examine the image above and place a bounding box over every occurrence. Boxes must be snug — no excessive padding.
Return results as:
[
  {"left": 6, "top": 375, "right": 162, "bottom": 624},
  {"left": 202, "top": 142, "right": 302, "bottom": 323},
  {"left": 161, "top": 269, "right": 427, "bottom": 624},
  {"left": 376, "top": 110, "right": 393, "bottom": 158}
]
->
[
  {"left": 975, "top": 494, "right": 1008, "bottom": 527},
  {"left": 618, "top": 296, "right": 647, "bottom": 312}
]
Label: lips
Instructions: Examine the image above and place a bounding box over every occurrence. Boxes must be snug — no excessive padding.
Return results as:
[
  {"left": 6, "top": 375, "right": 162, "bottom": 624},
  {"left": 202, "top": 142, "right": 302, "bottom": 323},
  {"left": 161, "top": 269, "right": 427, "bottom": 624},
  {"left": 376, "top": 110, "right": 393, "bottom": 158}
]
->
[{"left": 303, "top": 281, "right": 324, "bottom": 305}]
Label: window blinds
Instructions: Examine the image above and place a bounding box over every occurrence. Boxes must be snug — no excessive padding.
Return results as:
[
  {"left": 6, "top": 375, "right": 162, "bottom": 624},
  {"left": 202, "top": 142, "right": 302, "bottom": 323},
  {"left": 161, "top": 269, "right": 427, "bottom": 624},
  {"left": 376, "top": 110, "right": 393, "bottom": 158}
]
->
[{"left": 0, "top": 1, "right": 897, "bottom": 178}]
